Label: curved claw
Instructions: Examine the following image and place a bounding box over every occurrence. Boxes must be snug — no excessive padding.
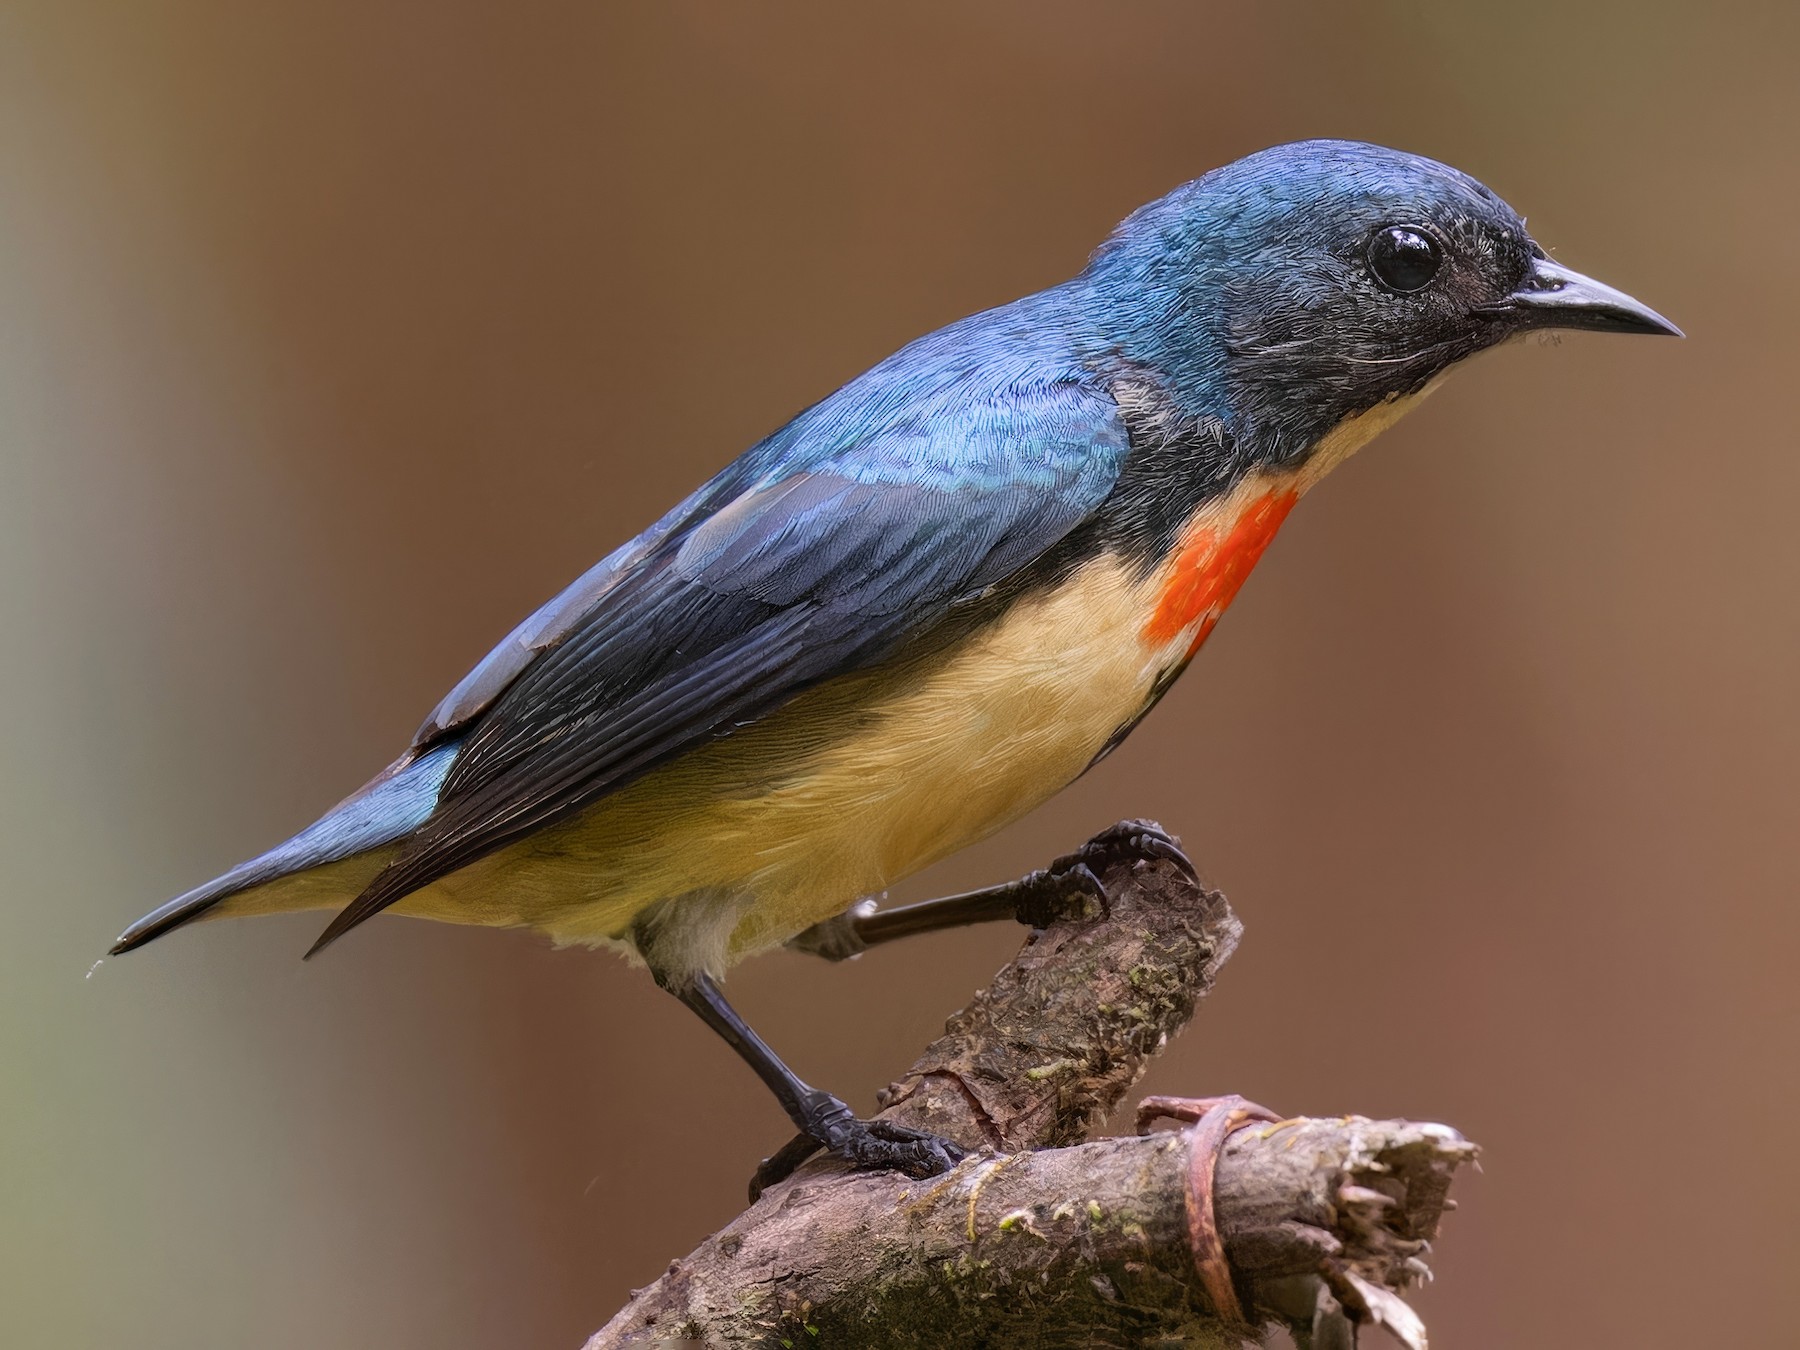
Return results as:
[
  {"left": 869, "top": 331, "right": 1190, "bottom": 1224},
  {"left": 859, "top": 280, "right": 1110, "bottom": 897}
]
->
[
  {"left": 1131, "top": 833, "right": 1201, "bottom": 884},
  {"left": 1066, "top": 818, "right": 1200, "bottom": 885},
  {"left": 750, "top": 1133, "right": 825, "bottom": 1201}
]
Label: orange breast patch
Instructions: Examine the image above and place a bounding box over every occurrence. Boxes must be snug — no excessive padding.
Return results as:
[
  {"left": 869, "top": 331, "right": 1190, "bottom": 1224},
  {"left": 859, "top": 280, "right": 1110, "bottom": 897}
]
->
[{"left": 1143, "top": 489, "right": 1299, "bottom": 658}]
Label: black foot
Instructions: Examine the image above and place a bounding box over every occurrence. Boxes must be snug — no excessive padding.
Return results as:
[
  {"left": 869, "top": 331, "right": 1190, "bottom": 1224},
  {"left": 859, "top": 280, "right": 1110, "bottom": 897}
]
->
[
  {"left": 1061, "top": 818, "right": 1199, "bottom": 885},
  {"left": 749, "top": 1093, "right": 968, "bottom": 1201},
  {"left": 1011, "top": 858, "right": 1107, "bottom": 928},
  {"left": 1008, "top": 819, "right": 1196, "bottom": 929}
]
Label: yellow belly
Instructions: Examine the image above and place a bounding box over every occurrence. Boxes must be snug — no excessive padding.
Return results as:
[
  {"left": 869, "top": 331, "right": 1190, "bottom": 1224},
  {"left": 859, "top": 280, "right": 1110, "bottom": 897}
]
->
[
  {"left": 415, "top": 544, "right": 1173, "bottom": 957},
  {"left": 394, "top": 389, "right": 1435, "bottom": 963}
]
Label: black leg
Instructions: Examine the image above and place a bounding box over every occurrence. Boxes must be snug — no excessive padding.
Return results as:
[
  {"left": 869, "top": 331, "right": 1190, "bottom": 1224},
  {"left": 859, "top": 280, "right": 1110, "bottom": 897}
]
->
[
  {"left": 664, "top": 970, "right": 968, "bottom": 1199},
  {"left": 787, "top": 818, "right": 1195, "bottom": 961},
  {"left": 787, "top": 871, "right": 1093, "bottom": 960}
]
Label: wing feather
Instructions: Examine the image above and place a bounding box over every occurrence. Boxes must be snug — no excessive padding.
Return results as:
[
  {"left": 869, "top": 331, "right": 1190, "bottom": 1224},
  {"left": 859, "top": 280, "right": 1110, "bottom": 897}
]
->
[{"left": 309, "top": 313, "right": 1129, "bottom": 954}]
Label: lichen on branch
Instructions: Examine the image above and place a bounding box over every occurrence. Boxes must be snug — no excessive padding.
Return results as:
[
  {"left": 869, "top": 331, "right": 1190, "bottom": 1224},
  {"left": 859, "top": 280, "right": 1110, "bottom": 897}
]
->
[{"left": 587, "top": 826, "right": 1475, "bottom": 1349}]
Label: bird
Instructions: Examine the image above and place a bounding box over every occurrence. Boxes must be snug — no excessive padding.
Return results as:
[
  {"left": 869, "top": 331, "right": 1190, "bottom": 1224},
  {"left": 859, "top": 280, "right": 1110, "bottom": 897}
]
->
[{"left": 112, "top": 139, "right": 1678, "bottom": 1188}]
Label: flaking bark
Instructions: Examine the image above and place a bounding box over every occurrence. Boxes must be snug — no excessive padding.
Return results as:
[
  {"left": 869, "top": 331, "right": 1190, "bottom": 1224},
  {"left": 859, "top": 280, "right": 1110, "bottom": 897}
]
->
[{"left": 588, "top": 827, "right": 1475, "bottom": 1348}]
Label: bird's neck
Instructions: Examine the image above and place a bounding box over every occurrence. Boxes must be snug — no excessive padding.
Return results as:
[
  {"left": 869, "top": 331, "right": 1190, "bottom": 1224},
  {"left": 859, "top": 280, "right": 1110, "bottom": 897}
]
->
[
  {"left": 1280, "top": 381, "right": 1440, "bottom": 492},
  {"left": 1091, "top": 370, "right": 1439, "bottom": 660},
  {"left": 1071, "top": 260, "right": 1427, "bottom": 470},
  {"left": 1106, "top": 384, "right": 1433, "bottom": 693}
]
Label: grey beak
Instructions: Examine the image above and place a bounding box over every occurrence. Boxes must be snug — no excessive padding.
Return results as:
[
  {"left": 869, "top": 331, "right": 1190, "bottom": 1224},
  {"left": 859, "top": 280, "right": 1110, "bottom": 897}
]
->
[{"left": 1496, "top": 256, "right": 1683, "bottom": 337}]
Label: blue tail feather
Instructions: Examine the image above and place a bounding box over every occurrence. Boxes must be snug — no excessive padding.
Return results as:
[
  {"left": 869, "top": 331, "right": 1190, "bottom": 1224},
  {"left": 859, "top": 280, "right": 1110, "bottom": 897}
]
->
[{"left": 110, "top": 741, "right": 458, "bottom": 954}]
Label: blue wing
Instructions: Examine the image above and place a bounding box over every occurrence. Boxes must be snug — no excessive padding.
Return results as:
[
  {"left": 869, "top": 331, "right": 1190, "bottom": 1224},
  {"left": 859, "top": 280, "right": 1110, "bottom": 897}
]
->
[{"left": 309, "top": 297, "right": 1129, "bottom": 952}]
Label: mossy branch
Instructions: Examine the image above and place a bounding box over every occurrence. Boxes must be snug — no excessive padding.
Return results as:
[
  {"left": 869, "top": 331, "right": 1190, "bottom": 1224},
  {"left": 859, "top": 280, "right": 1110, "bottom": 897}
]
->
[{"left": 587, "top": 827, "right": 1476, "bottom": 1348}]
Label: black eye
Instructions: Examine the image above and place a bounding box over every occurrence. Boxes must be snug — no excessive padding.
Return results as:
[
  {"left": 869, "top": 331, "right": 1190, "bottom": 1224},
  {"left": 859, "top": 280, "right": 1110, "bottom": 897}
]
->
[{"left": 1368, "top": 225, "right": 1442, "bottom": 293}]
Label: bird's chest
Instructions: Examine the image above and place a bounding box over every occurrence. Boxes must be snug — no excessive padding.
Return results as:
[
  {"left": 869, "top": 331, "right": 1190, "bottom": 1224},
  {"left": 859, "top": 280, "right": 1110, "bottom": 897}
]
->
[
  {"left": 1137, "top": 480, "right": 1300, "bottom": 669},
  {"left": 811, "top": 469, "right": 1313, "bottom": 857},
  {"left": 541, "top": 469, "right": 1317, "bottom": 956}
]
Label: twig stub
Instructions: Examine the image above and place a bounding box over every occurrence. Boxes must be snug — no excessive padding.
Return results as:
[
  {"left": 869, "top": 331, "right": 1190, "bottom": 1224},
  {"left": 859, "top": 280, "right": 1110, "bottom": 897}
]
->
[{"left": 586, "top": 828, "right": 1475, "bottom": 1349}]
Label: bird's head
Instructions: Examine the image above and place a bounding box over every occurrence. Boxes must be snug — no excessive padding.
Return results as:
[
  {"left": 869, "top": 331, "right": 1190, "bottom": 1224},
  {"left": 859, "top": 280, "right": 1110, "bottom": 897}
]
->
[{"left": 1082, "top": 140, "right": 1679, "bottom": 464}]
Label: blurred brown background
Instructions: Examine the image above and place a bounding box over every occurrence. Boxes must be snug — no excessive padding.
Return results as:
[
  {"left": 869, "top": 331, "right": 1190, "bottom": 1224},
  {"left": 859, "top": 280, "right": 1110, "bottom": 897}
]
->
[{"left": 3, "top": 3, "right": 1795, "bottom": 1346}]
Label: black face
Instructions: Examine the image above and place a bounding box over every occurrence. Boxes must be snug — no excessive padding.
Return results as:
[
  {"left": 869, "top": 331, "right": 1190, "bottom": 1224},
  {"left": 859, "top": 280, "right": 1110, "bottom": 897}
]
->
[
  {"left": 1175, "top": 143, "right": 1680, "bottom": 459},
  {"left": 1218, "top": 198, "right": 1542, "bottom": 455},
  {"left": 1087, "top": 141, "right": 1678, "bottom": 466}
]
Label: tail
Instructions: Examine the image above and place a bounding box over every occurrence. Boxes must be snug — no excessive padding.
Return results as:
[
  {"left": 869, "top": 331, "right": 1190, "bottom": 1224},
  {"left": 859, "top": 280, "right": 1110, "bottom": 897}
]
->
[{"left": 109, "top": 741, "right": 459, "bottom": 954}]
